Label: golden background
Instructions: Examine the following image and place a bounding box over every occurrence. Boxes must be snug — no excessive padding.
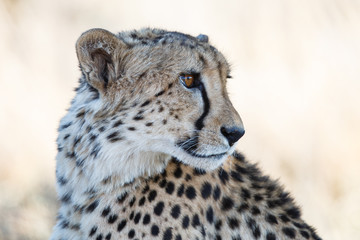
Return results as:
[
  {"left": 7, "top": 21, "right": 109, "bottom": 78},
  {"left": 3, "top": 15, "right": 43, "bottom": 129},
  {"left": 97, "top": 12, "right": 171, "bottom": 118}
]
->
[{"left": 0, "top": 0, "right": 359, "bottom": 239}]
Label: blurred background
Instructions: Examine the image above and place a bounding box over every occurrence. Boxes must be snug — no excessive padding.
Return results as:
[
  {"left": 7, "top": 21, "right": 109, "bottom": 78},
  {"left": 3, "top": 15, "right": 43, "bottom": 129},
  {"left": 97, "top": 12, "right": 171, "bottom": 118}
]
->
[{"left": 0, "top": 0, "right": 359, "bottom": 239}]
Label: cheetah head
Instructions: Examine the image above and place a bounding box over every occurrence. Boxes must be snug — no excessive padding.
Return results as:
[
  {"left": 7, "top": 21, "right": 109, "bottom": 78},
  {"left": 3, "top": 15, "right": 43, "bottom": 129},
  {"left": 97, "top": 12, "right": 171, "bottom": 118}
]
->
[{"left": 75, "top": 28, "right": 244, "bottom": 173}]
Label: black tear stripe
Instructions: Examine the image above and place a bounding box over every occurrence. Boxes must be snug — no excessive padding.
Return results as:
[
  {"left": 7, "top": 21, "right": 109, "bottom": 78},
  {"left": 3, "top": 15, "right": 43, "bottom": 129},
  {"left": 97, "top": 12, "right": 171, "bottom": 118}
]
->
[
  {"left": 194, "top": 82, "right": 210, "bottom": 131},
  {"left": 176, "top": 82, "right": 219, "bottom": 159}
]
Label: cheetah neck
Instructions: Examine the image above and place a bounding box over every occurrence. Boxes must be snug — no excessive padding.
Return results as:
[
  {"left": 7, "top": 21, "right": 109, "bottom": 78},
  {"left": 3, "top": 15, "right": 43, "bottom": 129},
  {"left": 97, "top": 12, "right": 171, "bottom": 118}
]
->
[{"left": 56, "top": 85, "right": 171, "bottom": 200}]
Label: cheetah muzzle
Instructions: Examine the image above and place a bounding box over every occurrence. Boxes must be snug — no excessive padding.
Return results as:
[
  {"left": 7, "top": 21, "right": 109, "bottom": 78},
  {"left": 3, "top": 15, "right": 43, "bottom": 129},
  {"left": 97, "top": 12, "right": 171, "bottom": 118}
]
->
[{"left": 51, "top": 28, "right": 321, "bottom": 240}]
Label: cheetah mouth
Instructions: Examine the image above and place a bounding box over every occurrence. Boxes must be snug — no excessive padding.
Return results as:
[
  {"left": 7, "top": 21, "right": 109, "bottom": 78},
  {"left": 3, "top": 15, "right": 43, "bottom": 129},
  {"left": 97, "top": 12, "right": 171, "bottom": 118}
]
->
[
  {"left": 176, "top": 138, "right": 227, "bottom": 159},
  {"left": 185, "top": 150, "right": 227, "bottom": 159}
]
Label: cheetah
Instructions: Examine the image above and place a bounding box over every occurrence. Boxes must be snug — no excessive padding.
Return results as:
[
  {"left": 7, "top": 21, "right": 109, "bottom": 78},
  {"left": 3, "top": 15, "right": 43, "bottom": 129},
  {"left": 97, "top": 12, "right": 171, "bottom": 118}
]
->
[{"left": 51, "top": 28, "right": 322, "bottom": 240}]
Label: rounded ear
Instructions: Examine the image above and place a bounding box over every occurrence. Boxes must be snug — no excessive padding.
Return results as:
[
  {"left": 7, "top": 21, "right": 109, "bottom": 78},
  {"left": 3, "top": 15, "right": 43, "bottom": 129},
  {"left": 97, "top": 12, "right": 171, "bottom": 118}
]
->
[{"left": 76, "top": 28, "right": 122, "bottom": 92}]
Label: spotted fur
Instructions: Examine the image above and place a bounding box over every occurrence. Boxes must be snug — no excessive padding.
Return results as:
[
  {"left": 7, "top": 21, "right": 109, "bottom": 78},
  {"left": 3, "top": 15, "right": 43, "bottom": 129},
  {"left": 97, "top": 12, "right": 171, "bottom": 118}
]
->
[{"left": 51, "top": 28, "right": 321, "bottom": 240}]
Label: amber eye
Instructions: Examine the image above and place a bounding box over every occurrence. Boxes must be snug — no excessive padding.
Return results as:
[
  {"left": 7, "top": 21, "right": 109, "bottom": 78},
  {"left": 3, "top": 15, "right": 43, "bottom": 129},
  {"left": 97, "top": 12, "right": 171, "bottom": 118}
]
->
[{"left": 180, "top": 74, "right": 195, "bottom": 88}]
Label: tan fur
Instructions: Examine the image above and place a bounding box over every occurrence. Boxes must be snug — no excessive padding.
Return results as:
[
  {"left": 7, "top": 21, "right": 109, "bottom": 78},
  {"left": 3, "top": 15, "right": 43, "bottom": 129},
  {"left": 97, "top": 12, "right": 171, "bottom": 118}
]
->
[{"left": 51, "top": 28, "right": 321, "bottom": 240}]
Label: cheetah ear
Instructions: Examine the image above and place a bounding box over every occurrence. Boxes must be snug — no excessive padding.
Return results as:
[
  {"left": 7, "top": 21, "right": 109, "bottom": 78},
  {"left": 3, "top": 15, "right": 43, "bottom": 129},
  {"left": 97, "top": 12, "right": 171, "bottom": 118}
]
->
[
  {"left": 76, "top": 28, "right": 123, "bottom": 92},
  {"left": 196, "top": 34, "right": 208, "bottom": 43}
]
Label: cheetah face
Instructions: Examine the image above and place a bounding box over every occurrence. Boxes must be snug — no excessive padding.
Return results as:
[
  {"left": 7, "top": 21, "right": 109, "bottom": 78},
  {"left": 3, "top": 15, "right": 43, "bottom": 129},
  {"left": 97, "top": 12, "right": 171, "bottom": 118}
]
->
[{"left": 76, "top": 28, "right": 244, "bottom": 171}]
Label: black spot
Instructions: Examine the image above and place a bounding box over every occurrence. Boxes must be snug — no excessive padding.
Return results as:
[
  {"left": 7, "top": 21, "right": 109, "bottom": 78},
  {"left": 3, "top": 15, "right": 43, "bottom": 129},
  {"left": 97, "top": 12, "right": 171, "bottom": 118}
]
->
[
  {"left": 174, "top": 166, "right": 183, "bottom": 178},
  {"left": 89, "top": 226, "right": 97, "bottom": 236},
  {"left": 282, "top": 227, "right": 296, "bottom": 239},
  {"left": 286, "top": 207, "right": 301, "bottom": 219},
  {"left": 254, "top": 194, "right": 264, "bottom": 202},
  {"left": 300, "top": 230, "right": 310, "bottom": 239},
  {"left": 280, "top": 214, "right": 291, "bottom": 223},
  {"left": 86, "top": 200, "right": 99, "bottom": 213},
  {"left": 129, "top": 196, "right": 136, "bottom": 207},
  {"left": 221, "top": 196, "right": 234, "bottom": 211},
  {"left": 247, "top": 217, "right": 261, "bottom": 239},
  {"left": 215, "top": 220, "right": 222, "bottom": 230},
  {"left": 200, "top": 182, "right": 212, "bottom": 199},
  {"left": 57, "top": 176, "right": 68, "bottom": 185},
  {"left": 145, "top": 122, "right": 153, "bottom": 127},
  {"left": 73, "top": 136, "right": 81, "bottom": 147},
  {"left": 141, "top": 100, "right": 151, "bottom": 107},
  {"left": 158, "top": 106, "right": 164, "bottom": 112},
  {"left": 265, "top": 213, "right": 278, "bottom": 225},
  {"left": 133, "top": 115, "right": 144, "bottom": 120},
  {"left": 107, "top": 132, "right": 120, "bottom": 141},
  {"left": 143, "top": 214, "right": 151, "bottom": 225},
  {"left": 57, "top": 145, "right": 63, "bottom": 152},
  {"left": 89, "top": 134, "right": 97, "bottom": 142},
  {"left": 191, "top": 214, "right": 200, "bottom": 227},
  {"left": 60, "top": 192, "right": 72, "bottom": 204},
  {"left": 293, "top": 221, "right": 306, "bottom": 229},
  {"left": 60, "top": 219, "right": 69, "bottom": 229},
  {"left": 105, "top": 233, "right": 111, "bottom": 240},
  {"left": 171, "top": 205, "right": 181, "bottom": 219},
  {"left": 230, "top": 171, "right": 243, "bottom": 182},
  {"left": 96, "top": 233, "right": 103, "bottom": 240},
  {"left": 163, "top": 228, "right": 173, "bottom": 240},
  {"left": 148, "top": 190, "right": 157, "bottom": 202},
  {"left": 107, "top": 214, "right": 118, "bottom": 224},
  {"left": 134, "top": 212, "right": 141, "bottom": 224},
  {"left": 154, "top": 201, "right": 165, "bottom": 216},
  {"left": 278, "top": 192, "right": 292, "bottom": 205},
  {"left": 113, "top": 120, "right": 123, "bottom": 127},
  {"left": 165, "top": 181, "right": 175, "bottom": 195},
  {"left": 182, "top": 215, "right": 190, "bottom": 229},
  {"left": 141, "top": 185, "right": 150, "bottom": 194},
  {"left": 128, "top": 229, "right": 135, "bottom": 238},
  {"left": 194, "top": 168, "right": 206, "bottom": 175},
  {"left": 162, "top": 119, "right": 167, "bottom": 125},
  {"left": 266, "top": 232, "right": 276, "bottom": 240},
  {"left": 251, "top": 206, "right": 261, "bottom": 215},
  {"left": 151, "top": 225, "right": 160, "bottom": 236},
  {"left": 185, "top": 174, "right": 192, "bottom": 181},
  {"left": 237, "top": 203, "right": 249, "bottom": 213},
  {"left": 152, "top": 175, "right": 160, "bottom": 183},
  {"left": 66, "top": 151, "right": 75, "bottom": 159},
  {"left": 267, "top": 200, "right": 278, "bottom": 208},
  {"left": 90, "top": 144, "right": 101, "bottom": 158},
  {"left": 59, "top": 122, "right": 72, "bottom": 131},
  {"left": 128, "top": 127, "right": 136, "bottom": 131},
  {"left": 185, "top": 186, "right": 196, "bottom": 200},
  {"left": 175, "top": 234, "right": 182, "bottom": 240},
  {"left": 159, "top": 179, "right": 167, "bottom": 188},
  {"left": 76, "top": 110, "right": 85, "bottom": 118},
  {"left": 117, "top": 192, "right": 128, "bottom": 204},
  {"left": 99, "top": 126, "right": 106, "bottom": 132},
  {"left": 155, "top": 90, "right": 165, "bottom": 97},
  {"left": 241, "top": 188, "right": 251, "bottom": 200},
  {"left": 117, "top": 219, "right": 126, "bottom": 232},
  {"left": 177, "top": 184, "right": 184, "bottom": 197},
  {"left": 232, "top": 235, "right": 242, "bottom": 240},
  {"left": 206, "top": 206, "right": 214, "bottom": 224},
  {"left": 129, "top": 211, "right": 134, "bottom": 220},
  {"left": 218, "top": 170, "right": 229, "bottom": 184},
  {"left": 227, "top": 217, "right": 239, "bottom": 229},
  {"left": 213, "top": 185, "right": 221, "bottom": 201},
  {"left": 138, "top": 196, "right": 146, "bottom": 206},
  {"left": 75, "top": 158, "right": 85, "bottom": 167}
]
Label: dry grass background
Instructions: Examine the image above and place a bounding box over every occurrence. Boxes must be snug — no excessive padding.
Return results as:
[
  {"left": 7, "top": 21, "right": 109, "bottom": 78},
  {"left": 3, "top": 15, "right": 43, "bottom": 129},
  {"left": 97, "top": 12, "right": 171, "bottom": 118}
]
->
[{"left": 0, "top": 0, "right": 359, "bottom": 239}]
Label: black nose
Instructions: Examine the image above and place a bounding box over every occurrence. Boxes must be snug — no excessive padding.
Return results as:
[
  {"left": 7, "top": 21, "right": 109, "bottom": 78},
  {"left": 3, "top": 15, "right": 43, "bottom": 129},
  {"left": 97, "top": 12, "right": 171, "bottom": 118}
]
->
[{"left": 220, "top": 126, "right": 245, "bottom": 147}]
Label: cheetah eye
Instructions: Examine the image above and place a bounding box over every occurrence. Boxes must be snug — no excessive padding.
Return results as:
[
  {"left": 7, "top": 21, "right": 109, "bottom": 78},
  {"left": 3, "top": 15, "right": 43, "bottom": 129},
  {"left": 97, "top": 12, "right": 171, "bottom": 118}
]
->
[{"left": 179, "top": 74, "right": 199, "bottom": 88}]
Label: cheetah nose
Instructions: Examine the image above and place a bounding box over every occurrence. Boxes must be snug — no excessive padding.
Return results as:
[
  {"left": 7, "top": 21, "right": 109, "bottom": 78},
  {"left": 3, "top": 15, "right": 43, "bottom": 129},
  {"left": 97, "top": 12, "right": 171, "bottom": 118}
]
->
[{"left": 220, "top": 126, "right": 245, "bottom": 147}]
